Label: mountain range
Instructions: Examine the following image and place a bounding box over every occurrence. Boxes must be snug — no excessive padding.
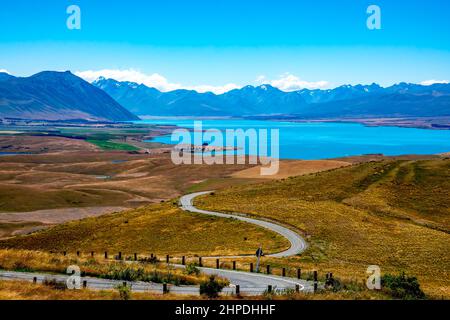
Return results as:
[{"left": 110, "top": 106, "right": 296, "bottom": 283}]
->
[
  {"left": 93, "top": 78, "right": 307, "bottom": 116},
  {"left": 1, "top": 70, "right": 449, "bottom": 122},
  {"left": 93, "top": 77, "right": 450, "bottom": 118},
  {"left": 0, "top": 71, "right": 139, "bottom": 121}
]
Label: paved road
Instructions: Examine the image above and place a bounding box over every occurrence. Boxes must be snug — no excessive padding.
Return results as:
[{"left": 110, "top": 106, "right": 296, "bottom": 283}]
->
[
  {"left": 0, "top": 267, "right": 313, "bottom": 295},
  {"left": 0, "top": 192, "right": 315, "bottom": 295},
  {"left": 0, "top": 270, "right": 177, "bottom": 294},
  {"left": 179, "top": 191, "right": 308, "bottom": 258},
  {"left": 197, "top": 266, "right": 314, "bottom": 294}
]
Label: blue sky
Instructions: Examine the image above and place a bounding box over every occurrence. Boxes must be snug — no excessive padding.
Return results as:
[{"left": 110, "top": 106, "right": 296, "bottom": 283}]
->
[{"left": 0, "top": 0, "right": 449, "bottom": 92}]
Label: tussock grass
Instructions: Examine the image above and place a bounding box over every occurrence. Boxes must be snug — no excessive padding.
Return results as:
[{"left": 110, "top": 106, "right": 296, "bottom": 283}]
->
[
  {"left": 0, "top": 249, "right": 226, "bottom": 286},
  {"left": 0, "top": 152, "right": 253, "bottom": 214},
  {"left": 195, "top": 159, "right": 450, "bottom": 298},
  {"left": 0, "top": 203, "right": 289, "bottom": 257},
  {"left": 1, "top": 279, "right": 392, "bottom": 300},
  {"left": 0, "top": 280, "right": 202, "bottom": 300}
]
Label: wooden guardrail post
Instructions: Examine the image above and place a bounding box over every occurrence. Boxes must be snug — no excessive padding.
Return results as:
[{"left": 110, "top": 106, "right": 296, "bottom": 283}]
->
[
  {"left": 198, "top": 257, "right": 203, "bottom": 267},
  {"left": 63, "top": 251, "right": 66, "bottom": 256},
  {"left": 216, "top": 259, "right": 220, "bottom": 269},
  {"left": 250, "top": 263, "right": 253, "bottom": 273},
  {"left": 282, "top": 268, "right": 286, "bottom": 277},
  {"left": 33, "top": 277, "right": 37, "bottom": 284},
  {"left": 267, "top": 285, "right": 272, "bottom": 293},
  {"left": 118, "top": 252, "right": 122, "bottom": 260},
  {"left": 83, "top": 280, "right": 87, "bottom": 288},
  {"left": 134, "top": 253, "right": 137, "bottom": 261},
  {"left": 235, "top": 285, "right": 240, "bottom": 296},
  {"left": 295, "top": 284, "right": 300, "bottom": 293},
  {"left": 314, "top": 271, "right": 318, "bottom": 293},
  {"left": 104, "top": 251, "right": 108, "bottom": 259},
  {"left": 182, "top": 256, "right": 186, "bottom": 265},
  {"left": 163, "top": 283, "right": 168, "bottom": 294},
  {"left": 233, "top": 261, "right": 236, "bottom": 270},
  {"left": 76, "top": 251, "right": 80, "bottom": 257},
  {"left": 266, "top": 265, "right": 271, "bottom": 274},
  {"left": 297, "top": 268, "right": 301, "bottom": 279},
  {"left": 91, "top": 251, "right": 94, "bottom": 257},
  {"left": 166, "top": 255, "right": 170, "bottom": 263}
]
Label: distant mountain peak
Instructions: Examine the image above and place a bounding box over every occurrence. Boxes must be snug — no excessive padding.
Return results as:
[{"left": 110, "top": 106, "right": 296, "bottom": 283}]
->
[
  {"left": 0, "top": 71, "right": 139, "bottom": 121},
  {"left": 30, "top": 70, "right": 82, "bottom": 83},
  {"left": 257, "top": 84, "right": 278, "bottom": 91},
  {"left": 0, "top": 72, "right": 15, "bottom": 81}
]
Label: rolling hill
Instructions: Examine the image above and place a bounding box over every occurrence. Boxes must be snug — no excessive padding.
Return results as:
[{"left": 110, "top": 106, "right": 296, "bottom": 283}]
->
[
  {"left": 0, "top": 71, "right": 139, "bottom": 122},
  {"left": 194, "top": 158, "right": 450, "bottom": 297}
]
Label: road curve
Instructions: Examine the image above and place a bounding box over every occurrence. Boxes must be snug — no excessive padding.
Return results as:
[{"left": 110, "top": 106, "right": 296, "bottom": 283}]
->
[
  {"left": 0, "top": 192, "right": 314, "bottom": 296},
  {"left": 179, "top": 191, "right": 307, "bottom": 258},
  {"left": 0, "top": 267, "right": 314, "bottom": 295}
]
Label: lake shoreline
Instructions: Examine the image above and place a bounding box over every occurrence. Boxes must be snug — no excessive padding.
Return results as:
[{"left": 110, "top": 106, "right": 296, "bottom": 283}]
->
[
  {"left": 136, "top": 115, "right": 450, "bottom": 131},
  {"left": 242, "top": 116, "right": 450, "bottom": 131},
  {"left": 140, "top": 119, "right": 450, "bottom": 160}
]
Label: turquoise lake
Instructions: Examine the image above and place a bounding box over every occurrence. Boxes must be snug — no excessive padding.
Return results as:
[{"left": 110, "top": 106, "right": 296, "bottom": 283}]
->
[{"left": 137, "top": 119, "right": 450, "bottom": 160}]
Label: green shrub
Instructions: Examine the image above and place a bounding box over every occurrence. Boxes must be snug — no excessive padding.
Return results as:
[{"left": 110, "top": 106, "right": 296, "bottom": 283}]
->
[
  {"left": 97, "top": 264, "right": 194, "bottom": 286},
  {"left": 325, "top": 277, "right": 342, "bottom": 292},
  {"left": 382, "top": 272, "right": 426, "bottom": 300},
  {"left": 185, "top": 263, "right": 200, "bottom": 276},
  {"left": 116, "top": 283, "right": 132, "bottom": 300},
  {"left": 12, "top": 261, "right": 33, "bottom": 272},
  {"left": 200, "top": 275, "right": 225, "bottom": 299}
]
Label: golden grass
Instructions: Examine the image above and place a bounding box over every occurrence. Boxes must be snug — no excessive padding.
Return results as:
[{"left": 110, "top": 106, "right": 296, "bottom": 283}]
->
[
  {"left": 0, "top": 135, "right": 98, "bottom": 154},
  {"left": 195, "top": 159, "right": 450, "bottom": 298},
  {"left": 0, "top": 249, "right": 227, "bottom": 286},
  {"left": 0, "top": 280, "right": 203, "bottom": 300},
  {"left": 0, "top": 203, "right": 289, "bottom": 257},
  {"left": 0, "top": 152, "right": 254, "bottom": 214},
  {"left": 0, "top": 279, "right": 392, "bottom": 300},
  {"left": 0, "top": 280, "right": 123, "bottom": 300},
  {"left": 0, "top": 222, "right": 42, "bottom": 238},
  {"left": 230, "top": 160, "right": 351, "bottom": 180}
]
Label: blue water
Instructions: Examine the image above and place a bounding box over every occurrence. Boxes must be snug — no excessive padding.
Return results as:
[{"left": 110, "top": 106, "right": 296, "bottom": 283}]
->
[
  {"left": 137, "top": 119, "right": 450, "bottom": 160},
  {"left": 0, "top": 152, "right": 32, "bottom": 157}
]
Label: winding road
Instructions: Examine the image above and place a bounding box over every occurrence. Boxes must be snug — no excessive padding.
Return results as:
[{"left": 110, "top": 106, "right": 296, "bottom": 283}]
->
[
  {"left": 0, "top": 192, "right": 314, "bottom": 295},
  {"left": 179, "top": 191, "right": 307, "bottom": 258}
]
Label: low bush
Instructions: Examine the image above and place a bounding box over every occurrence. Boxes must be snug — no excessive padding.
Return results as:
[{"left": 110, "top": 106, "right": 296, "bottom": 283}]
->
[
  {"left": 185, "top": 263, "right": 200, "bottom": 276},
  {"left": 116, "top": 283, "right": 132, "bottom": 300},
  {"left": 200, "top": 275, "right": 225, "bottom": 299},
  {"left": 12, "top": 261, "right": 33, "bottom": 272},
  {"left": 43, "top": 278, "right": 67, "bottom": 290},
  {"left": 381, "top": 272, "right": 426, "bottom": 300}
]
